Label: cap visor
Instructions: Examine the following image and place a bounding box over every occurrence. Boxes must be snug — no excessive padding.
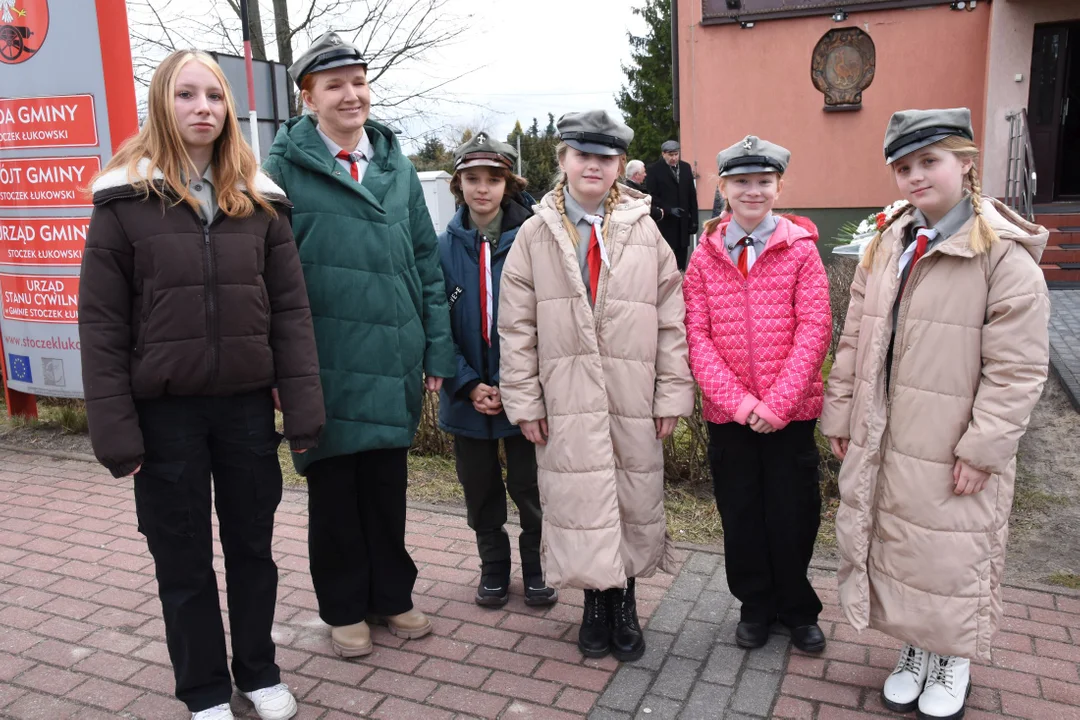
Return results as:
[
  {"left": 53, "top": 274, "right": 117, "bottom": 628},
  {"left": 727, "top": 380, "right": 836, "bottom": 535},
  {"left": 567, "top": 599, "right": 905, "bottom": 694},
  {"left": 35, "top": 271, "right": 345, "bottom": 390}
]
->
[
  {"left": 564, "top": 139, "right": 624, "bottom": 156},
  {"left": 885, "top": 133, "right": 951, "bottom": 165},
  {"left": 720, "top": 164, "right": 778, "bottom": 177},
  {"left": 456, "top": 158, "right": 510, "bottom": 171}
]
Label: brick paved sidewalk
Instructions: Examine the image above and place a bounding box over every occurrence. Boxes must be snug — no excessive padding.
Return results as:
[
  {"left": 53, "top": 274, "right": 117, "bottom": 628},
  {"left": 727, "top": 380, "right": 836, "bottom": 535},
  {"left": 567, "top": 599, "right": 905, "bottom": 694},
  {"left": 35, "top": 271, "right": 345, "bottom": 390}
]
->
[{"left": 2, "top": 448, "right": 1079, "bottom": 719}]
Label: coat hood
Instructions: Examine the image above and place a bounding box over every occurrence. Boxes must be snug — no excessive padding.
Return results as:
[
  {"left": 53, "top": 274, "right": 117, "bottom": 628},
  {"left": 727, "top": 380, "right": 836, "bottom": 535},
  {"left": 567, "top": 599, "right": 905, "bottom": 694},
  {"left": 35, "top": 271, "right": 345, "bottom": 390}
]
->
[
  {"left": 699, "top": 213, "right": 819, "bottom": 261},
  {"left": 90, "top": 157, "right": 287, "bottom": 206}
]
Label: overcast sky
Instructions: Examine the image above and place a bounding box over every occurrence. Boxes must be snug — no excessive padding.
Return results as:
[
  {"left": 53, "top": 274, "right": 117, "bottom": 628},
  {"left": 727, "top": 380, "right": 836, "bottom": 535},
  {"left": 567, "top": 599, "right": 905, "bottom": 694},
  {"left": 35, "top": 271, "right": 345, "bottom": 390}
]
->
[{"left": 374, "top": 0, "right": 649, "bottom": 147}]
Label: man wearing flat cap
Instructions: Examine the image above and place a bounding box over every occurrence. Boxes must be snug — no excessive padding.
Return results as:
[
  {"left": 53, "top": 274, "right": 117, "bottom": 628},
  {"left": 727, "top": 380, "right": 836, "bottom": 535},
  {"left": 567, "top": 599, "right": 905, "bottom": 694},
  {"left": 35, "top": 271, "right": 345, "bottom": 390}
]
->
[{"left": 646, "top": 140, "right": 698, "bottom": 270}]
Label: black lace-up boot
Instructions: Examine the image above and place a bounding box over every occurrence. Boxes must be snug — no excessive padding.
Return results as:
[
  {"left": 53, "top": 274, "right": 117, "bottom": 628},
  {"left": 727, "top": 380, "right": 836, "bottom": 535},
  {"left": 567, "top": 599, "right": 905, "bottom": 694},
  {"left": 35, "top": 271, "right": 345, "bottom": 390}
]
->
[
  {"left": 577, "top": 589, "right": 611, "bottom": 658},
  {"left": 608, "top": 578, "right": 645, "bottom": 662}
]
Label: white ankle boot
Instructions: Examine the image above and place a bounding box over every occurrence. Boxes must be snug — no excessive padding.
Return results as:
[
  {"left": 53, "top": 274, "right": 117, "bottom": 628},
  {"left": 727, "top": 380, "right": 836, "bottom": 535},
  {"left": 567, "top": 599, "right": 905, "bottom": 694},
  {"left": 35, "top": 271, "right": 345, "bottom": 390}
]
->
[
  {"left": 882, "top": 644, "right": 930, "bottom": 712},
  {"left": 917, "top": 654, "right": 971, "bottom": 720}
]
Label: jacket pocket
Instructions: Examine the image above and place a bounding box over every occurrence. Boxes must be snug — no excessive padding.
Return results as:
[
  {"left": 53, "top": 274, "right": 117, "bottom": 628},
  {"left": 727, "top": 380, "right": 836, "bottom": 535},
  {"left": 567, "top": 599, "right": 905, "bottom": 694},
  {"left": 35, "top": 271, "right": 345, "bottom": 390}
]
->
[
  {"left": 133, "top": 461, "right": 190, "bottom": 540},
  {"left": 250, "top": 432, "right": 285, "bottom": 524},
  {"left": 256, "top": 276, "right": 272, "bottom": 333},
  {"left": 133, "top": 286, "right": 153, "bottom": 353}
]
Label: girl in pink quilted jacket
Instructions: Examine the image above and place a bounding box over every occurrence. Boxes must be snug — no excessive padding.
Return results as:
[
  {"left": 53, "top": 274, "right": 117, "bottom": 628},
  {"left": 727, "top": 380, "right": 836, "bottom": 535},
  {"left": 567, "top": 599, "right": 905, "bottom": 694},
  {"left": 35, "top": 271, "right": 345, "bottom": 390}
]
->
[{"left": 683, "top": 135, "right": 831, "bottom": 655}]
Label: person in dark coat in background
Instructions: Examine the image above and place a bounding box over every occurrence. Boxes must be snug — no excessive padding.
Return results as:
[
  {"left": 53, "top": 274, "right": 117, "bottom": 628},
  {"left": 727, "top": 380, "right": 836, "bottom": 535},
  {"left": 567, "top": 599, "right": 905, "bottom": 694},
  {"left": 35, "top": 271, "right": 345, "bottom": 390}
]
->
[
  {"left": 625, "top": 159, "right": 663, "bottom": 224},
  {"left": 646, "top": 140, "right": 699, "bottom": 270}
]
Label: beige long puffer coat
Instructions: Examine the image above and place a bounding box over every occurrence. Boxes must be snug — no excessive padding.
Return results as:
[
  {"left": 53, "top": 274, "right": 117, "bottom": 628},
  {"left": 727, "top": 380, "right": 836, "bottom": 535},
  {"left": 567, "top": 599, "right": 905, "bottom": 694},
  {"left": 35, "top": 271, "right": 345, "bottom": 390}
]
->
[
  {"left": 820, "top": 198, "right": 1050, "bottom": 662},
  {"left": 497, "top": 186, "right": 696, "bottom": 590}
]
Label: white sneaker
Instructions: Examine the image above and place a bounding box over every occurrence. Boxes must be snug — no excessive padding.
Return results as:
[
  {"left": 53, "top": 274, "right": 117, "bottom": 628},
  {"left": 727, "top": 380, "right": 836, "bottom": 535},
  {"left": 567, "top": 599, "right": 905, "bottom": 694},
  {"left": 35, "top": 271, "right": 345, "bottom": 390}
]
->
[
  {"left": 241, "top": 683, "right": 297, "bottom": 720},
  {"left": 917, "top": 654, "right": 971, "bottom": 720},
  {"left": 882, "top": 644, "right": 930, "bottom": 713},
  {"left": 192, "top": 704, "right": 234, "bottom": 720}
]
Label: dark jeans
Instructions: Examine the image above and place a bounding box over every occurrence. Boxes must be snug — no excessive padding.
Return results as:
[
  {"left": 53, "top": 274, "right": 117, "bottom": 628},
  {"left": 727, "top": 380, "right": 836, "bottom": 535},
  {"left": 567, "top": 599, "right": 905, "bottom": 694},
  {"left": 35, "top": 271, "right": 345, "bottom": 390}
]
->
[
  {"left": 305, "top": 448, "right": 416, "bottom": 626},
  {"left": 672, "top": 244, "right": 689, "bottom": 271},
  {"left": 707, "top": 419, "right": 823, "bottom": 627},
  {"left": 453, "top": 433, "right": 542, "bottom": 576},
  {"left": 134, "top": 390, "right": 283, "bottom": 713}
]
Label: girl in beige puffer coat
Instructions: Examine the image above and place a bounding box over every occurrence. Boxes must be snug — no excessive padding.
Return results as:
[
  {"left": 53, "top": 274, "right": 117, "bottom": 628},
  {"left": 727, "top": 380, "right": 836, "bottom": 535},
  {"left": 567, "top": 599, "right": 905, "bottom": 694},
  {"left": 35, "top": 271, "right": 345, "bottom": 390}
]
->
[
  {"left": 821, "top": 108, "right": 1050, "bottom": 720},
  {"left": 498, "top": 111, "right": 695, "bottom": 663}
]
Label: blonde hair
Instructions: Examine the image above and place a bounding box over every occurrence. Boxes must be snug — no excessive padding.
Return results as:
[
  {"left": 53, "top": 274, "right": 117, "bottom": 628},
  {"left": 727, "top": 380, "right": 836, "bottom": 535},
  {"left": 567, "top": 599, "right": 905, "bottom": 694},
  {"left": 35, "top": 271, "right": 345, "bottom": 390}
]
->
[
  {"left": 95, "top": 50, "right": 275, "bottom": 218},
  {"left": 862, "top": 135, "right": 995, "bottom": 268},
  {"left": 551, "top": 141, "right": 626, "bottom": 247}
]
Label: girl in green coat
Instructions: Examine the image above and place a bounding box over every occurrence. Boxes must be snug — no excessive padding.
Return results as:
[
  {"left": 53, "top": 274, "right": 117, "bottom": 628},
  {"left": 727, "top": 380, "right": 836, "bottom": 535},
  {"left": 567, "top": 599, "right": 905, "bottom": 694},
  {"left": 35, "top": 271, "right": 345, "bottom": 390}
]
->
[{"left": 262, "top": 31, "right": 456, "bottom": 659}]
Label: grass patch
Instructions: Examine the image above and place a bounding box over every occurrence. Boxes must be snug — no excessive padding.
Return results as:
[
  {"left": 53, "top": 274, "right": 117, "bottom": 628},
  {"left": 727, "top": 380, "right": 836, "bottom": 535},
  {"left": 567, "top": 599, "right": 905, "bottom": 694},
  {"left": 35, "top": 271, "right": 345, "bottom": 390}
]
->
[
  {"left": 1046, "top": 572, "right": 1080, "bottom": 590},
  {"left": 665, "top": 484, "right": 723, "bottom": 545},
  {"left": 2, "top": 398, "right": 88, "bottom": 434},
  {"left": 1011, "top": 467, "right": 1071, "bottom": 535},
  {"left": 405, "top": 454, "right": 464, "bottom": 504}
]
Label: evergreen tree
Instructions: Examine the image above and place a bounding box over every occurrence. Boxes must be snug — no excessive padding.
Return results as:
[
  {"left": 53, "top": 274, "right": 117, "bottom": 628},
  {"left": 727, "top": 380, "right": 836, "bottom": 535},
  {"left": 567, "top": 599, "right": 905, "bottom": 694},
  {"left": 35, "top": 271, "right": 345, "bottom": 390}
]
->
[
  {"left": 617, "top": 0, "right": 678, "bottom": 163},
  {"left": 409, "top": 136, "right": 455, "bottom": 173},
  {"left": 508, "top": 118, "right": 559, "bottom": 196}
]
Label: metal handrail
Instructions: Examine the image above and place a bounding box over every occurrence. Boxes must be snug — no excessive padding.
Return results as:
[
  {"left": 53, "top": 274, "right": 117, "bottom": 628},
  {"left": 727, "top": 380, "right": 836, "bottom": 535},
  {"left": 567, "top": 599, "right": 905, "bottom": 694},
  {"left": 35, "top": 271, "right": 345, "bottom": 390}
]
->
[{"left": 1005, "top": 109, "right": 1037, "bottom": 221}]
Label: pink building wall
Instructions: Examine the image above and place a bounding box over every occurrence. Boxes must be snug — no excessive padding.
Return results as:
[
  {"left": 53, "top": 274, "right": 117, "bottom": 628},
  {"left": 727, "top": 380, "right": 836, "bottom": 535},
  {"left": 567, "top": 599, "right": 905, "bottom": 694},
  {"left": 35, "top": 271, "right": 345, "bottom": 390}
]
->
[
  {"left": 982, "top": 0, "right": 1080, "bottom": 198},
  {"left": 677, "top": 1, "right": 991, "bottom": 210}
]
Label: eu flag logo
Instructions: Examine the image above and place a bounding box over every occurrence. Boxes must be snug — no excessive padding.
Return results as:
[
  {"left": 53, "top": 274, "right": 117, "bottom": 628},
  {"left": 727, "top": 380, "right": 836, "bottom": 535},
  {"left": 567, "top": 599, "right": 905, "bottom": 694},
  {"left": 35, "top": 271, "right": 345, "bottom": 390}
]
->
[{"left": 8, "top": 354, "right": 31, "bottom": 383}]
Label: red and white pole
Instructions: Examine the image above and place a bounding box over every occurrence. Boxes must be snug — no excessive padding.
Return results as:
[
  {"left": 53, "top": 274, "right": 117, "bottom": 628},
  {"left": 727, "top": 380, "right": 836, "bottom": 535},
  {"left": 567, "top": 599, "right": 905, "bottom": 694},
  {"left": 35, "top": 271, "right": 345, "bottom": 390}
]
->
[{"left": 239, "top": 0, "right": 260, "bottom": 158}]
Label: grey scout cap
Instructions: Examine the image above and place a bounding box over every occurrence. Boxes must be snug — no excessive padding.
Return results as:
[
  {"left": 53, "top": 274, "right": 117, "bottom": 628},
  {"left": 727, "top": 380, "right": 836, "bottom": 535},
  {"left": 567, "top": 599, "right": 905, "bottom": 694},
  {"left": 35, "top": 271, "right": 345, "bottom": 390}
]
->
[
  {"left": 717, "top": 135, "right": 790, "bottom": 177},
  {"left": 289, "top": 31, "right": 367, "bottom": 88},
  {"left": 557, "top": 110, "right": 633, "bottom": 156},
  {"left": 453, "top": 132, "right": 517, "bottom": 172},
  {"left": 661, "top": 140, "right": 680, "bottom": 153},
  {"left": 883, "top": 107, "right": 973, "bottom": 165}
]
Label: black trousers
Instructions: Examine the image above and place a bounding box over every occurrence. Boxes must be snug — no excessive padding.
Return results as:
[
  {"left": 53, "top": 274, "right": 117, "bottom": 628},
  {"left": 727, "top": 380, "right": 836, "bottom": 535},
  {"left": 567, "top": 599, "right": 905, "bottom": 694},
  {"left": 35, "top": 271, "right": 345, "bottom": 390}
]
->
[
  {"left": 707, "top": 419, "right": 823, "bottom": 627},
  {"left": 306, "top": 448, "right": 416, "bottom": 627},
  {"left": 672, "top": 244, "right": 689, "bottom": 271},
  {"left": 134, "top": 391, "right": 283, "bottom": 713},
  {"left": 453, "top": 433, "right": 542, "bottom": 577}
]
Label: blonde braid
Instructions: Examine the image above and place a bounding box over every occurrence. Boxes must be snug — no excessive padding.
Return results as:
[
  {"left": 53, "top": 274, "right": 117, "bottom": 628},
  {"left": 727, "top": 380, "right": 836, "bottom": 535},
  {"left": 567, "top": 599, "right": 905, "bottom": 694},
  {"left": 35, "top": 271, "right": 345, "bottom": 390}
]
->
[
  {"left": 860, "top": 208, "right": 910, "bottom": 270},
  {"left": 601, "top": 183, "right": 621, "bottom": 241},
  {"left": 552, "top": 175, "right": 580, "bottom": 247},
  {"left": 966, "top": 164, "right": 998, "bottom": 255}
]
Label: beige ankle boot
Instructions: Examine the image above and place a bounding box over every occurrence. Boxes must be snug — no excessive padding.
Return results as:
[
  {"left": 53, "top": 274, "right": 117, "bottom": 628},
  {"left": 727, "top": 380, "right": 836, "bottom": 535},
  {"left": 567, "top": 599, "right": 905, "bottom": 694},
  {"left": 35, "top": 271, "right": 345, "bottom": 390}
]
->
[
  {"left": 369, "top": 609, "right": 432, "bottom": 639},
  {"left": 331, "top": 621, "right": 372, "bottom": 657}
]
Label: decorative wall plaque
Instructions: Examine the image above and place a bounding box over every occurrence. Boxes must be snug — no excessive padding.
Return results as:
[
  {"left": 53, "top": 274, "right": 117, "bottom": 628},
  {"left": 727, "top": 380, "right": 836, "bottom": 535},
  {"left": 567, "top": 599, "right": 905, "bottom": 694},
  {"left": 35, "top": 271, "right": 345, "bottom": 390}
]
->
[{"left": 811, "top": 27, "right": 876, "bottom": 111}]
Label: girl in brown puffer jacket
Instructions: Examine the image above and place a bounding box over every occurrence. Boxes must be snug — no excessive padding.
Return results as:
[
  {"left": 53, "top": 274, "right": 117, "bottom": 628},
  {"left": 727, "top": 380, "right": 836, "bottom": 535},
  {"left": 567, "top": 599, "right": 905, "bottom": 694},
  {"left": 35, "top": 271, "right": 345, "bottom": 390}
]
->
[
  {"left": 79, "top": 51, "right": 322, "bottom": 720},
  {"left": 821, "top": 108, "right": 1050, "bottom": 720}
]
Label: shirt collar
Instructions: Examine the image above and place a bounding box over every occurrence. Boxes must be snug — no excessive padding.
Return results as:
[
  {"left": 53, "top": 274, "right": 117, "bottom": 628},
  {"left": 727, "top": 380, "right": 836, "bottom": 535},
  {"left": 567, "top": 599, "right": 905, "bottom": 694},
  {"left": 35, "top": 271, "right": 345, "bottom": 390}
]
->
[
  {"left": 316, "top": 124, "right": 372, "bottom": 160},
  {"left": 184, "top": 165, "right": 214, "bottom": 188},
  {"left": 562, "top": 187, "right": 609, "bottom": 226},
  {"left": 725, "top": 213, "right": 778, "bottom": 250},
  {"left": 911, "top": 196, "right": 974, "bottom": 241}
]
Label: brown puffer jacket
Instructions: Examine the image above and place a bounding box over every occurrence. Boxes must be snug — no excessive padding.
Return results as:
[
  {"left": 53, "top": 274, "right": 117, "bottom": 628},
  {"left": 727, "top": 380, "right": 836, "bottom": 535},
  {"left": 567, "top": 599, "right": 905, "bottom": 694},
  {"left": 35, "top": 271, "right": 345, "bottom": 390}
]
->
[
  {"left": 80, "top": 159, "right": 324, "bottom": 478},
  {"left": 820, "top": 198, "right": 1049, "bottom": 662},
  {"left": 498, "top": 186, "right": 696, "bottom": 590}
]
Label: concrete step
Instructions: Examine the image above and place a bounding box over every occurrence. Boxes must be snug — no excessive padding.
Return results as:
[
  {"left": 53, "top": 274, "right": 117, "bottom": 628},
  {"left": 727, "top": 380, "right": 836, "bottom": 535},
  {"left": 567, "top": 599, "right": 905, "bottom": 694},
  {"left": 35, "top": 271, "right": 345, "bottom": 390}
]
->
[
  {"left": 1040, "top": 265, "right": 1080, "bottom": 283},
  {"left": 1047, "top": 229, "right": 1080, "bottom": 247},
  {"left": 1036, "top": 213, "right": 1080, "bottom": 230},
  {"left": 1041, "top": 247, "right": 1080, "bottom": 264}
]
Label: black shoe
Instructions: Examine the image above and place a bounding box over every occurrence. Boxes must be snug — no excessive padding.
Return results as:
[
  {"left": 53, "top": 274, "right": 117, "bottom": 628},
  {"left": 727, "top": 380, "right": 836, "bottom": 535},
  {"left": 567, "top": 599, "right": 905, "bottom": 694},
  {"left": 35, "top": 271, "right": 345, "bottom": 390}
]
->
[
  {"left": 523, "top": 573, "right": 558, "bottom": 607},
  {"left": 736, "top": 621, "right": 770, "bottom": 649},
  {"left": 608, "top": 578, "right": 645, "bottom": 662},
  {"left": 578, "top": 589, "right": 611, "bottom": 658},
  {"left": 475, "top": 572, "right": 509, "bottom": 607},
  {"left": 790, "top": 624, "right": 826, "bottom": 653}
]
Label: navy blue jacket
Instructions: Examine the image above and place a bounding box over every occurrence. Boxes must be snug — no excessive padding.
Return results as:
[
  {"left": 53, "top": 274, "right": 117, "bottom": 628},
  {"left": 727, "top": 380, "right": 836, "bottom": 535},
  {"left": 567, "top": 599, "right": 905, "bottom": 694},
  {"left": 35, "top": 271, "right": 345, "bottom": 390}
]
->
[{"left": 437, "top": 195, "right": 533, "bottom": 439}]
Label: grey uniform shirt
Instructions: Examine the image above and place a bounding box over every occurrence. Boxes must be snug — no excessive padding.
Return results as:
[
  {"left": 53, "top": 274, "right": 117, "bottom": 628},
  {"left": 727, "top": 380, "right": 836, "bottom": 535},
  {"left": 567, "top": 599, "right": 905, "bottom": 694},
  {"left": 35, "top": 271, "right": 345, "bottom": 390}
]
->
[
  {"left": 316, "top": 124, "right": 372, "bottom": 182},
  {"left": 724, "top": 213, "right": 779, "bottom": 267},
  {"left": 562, "top": 188, "right": 610, "bottom": 304},
  {"left": 187, "top": 166, "right": 217, "bottom": 224}
]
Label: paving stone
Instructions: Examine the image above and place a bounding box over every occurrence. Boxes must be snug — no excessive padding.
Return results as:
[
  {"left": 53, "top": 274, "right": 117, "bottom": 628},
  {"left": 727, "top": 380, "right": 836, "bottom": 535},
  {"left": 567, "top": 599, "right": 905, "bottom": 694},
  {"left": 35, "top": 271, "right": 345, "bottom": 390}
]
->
[
  {"left": 681, "top": 552, "right": 721, "bottom": 576},
  {"left": 589, "top": 708, "right": 633, "bottom": 720},
  {"left": 598, "top": 667, "right": 656, "bottom": 712},
  {"left": 645, "top": 598, "right": 695, "bottom": 635},
  {"left": 745, "top": 632, "right": 789, "bottom": 672},
  {"left": 706, "top": 568, "right": 730, "bottom": 593},
  {"left": 636, "top": 630, "right": 676, "bottom": 672},
  {"left": 730, "top": 669, "right": 781, "bottom": 716},
  {"left": 702, "top": 642, "right": 747, "bottom": 686},
  {"left": 677, "top": 680, "right": 732, "bottom": 719},
  {"left": 667, "top": 571, "right": 708, "bottom": 602},
  {"left": 652, "top": 656, "right": 701, "bottom": 701},
  {"left": 671, "top": 619, "right": 721, "bottom": 661},
  {"left": 635, "top": 694, "right": 683, "bottom": 719},
  {"left": 687, "top": 590, "right": 733, "bottom": 624}
]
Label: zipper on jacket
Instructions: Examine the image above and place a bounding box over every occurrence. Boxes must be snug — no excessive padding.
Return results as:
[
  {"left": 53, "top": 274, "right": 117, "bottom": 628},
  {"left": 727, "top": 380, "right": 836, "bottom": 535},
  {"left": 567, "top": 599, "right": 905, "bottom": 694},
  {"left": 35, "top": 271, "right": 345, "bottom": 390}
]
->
[
  {"left": 742, "top": 284, "right": 760, "bottom": 398},
  {"left": 200, "top": 215, "right": 220, "bottom": 384}
]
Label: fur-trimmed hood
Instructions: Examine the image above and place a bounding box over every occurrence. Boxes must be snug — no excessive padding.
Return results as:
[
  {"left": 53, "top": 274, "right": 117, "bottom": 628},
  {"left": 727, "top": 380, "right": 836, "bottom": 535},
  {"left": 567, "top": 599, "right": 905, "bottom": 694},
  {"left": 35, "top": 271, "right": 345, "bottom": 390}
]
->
[{"left": 90, "top": 157, "right": 288, "bottom": 206}]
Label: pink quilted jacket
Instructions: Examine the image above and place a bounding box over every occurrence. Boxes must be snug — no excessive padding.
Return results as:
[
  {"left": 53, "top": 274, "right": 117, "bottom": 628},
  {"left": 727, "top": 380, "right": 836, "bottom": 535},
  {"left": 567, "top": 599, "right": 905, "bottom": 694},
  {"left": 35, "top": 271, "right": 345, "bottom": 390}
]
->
[{"left": 684, "top": 214, "right": 831, "bottom": 429}]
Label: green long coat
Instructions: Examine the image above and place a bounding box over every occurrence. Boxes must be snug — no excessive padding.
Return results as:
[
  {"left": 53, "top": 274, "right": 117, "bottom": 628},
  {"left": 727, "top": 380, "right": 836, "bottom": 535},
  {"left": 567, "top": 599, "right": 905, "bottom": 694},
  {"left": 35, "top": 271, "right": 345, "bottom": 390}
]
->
[{"left": 263, "top": 115, "right": 455, "bottom": 474}]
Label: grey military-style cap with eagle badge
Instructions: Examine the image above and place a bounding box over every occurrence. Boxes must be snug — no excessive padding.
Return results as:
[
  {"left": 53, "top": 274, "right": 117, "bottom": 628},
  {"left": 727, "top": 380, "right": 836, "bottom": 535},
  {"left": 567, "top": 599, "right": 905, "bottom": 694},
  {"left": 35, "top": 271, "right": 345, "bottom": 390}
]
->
[
  {"left": 288, "top": 31, "right": 368, "bottom": 88},
  {"left": 883, "top": 108, "right": 973, "bottom": 165},
  {"left": 453, "top": 132, "right": 518, "bottom": 172},
  {"left": 556, "top": 110, "right": 634, "bottom": 156},
  {"left": 716, "top": 135, "right": 791, "bottom": 177}
]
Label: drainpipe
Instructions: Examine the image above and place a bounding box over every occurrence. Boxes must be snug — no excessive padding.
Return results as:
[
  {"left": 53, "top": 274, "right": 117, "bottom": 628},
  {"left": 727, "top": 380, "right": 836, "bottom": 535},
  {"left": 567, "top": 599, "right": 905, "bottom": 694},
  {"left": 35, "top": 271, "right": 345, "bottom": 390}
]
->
[{"left": 671, "top": 0, "right": 680, "bottom": 129}]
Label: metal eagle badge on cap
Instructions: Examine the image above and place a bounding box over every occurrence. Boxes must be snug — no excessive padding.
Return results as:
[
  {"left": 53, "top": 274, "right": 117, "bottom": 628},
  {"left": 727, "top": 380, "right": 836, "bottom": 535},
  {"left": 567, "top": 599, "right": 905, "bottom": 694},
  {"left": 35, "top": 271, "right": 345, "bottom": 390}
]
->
[{"left": 743, "top": 137, "right": 755, "bottom": 151}]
